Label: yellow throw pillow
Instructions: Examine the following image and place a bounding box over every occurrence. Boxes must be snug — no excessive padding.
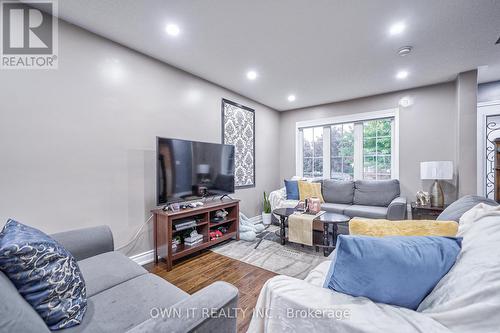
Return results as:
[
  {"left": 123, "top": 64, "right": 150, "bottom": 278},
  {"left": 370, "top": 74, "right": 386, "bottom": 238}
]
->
[
  {"left": 298, "top": 180, "right": 324, "bottom": 203},
  {"left": 349, "top": 218, "right": 458, "bottom": 237}
]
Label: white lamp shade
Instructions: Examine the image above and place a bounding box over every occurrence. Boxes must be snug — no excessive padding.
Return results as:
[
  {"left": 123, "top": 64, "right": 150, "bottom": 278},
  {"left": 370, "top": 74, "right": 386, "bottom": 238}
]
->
[{"left": 420, "top": 161, "right": 453, "bottom": 180}]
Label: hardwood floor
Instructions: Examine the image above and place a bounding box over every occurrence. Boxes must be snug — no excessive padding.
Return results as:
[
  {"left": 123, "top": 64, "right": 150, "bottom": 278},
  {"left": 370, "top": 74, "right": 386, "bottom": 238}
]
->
[{"left": 145, "top": 250, "right": 277, "bottom": 333}]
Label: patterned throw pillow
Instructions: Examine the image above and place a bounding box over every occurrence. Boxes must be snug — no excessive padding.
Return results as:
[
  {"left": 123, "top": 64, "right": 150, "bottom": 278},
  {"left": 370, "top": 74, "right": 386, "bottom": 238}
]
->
[{"left": 0, "top": 220, "right": 87, "bottom": 330}]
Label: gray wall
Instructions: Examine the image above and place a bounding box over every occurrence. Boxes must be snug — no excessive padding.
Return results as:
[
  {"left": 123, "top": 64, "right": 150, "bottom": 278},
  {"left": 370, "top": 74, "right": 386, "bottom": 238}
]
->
[
  {"left": 0, "top": 21, "right": 280, "bottom": 256},
  {"left": 279, "top": 82, "right": 460, "bottom": 203}
]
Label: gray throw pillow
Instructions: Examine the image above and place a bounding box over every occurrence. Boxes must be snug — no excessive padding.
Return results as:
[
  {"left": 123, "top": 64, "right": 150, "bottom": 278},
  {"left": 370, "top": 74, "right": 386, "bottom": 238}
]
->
[{"left": 437, "top": 195, "right": 499, "bottom": 222}]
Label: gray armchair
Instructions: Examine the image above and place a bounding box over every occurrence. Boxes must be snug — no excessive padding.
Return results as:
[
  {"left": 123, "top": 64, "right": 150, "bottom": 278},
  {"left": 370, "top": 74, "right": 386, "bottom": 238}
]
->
[{"left": 0, "top": 225, "right": 239, "bottom": 333}]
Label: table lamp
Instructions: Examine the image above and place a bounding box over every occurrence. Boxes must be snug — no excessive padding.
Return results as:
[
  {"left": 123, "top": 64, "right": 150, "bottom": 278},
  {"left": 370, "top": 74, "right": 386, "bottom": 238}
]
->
[{"left": 420, "top": 161, "right": 453, "bottom": 207}]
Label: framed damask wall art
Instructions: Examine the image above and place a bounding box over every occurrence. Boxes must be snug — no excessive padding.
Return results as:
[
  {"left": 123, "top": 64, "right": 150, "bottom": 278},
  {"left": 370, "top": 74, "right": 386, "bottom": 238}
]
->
[{"left": 222, "top": 98, "right": 255, "bottom": 188}]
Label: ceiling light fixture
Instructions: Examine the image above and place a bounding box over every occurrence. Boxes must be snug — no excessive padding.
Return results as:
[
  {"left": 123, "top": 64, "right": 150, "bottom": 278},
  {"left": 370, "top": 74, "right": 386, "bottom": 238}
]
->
[
  {"left": 389, "top": 22, "right": 406, "bottom": 35},
  {"left": 396, "top": 70, "right": 409, "bottom": 79},
  {"left": 397, "top": 46, "right": 413, "bottom": 56},
  {"left": 165, "top": 24, "right": 180, "bottom": 37},
  {"left": 246, "top": 70, "right": 258, "bottom": 80},
  {"left": 287, "top": 95, "right": 296, "bottom": 102}
]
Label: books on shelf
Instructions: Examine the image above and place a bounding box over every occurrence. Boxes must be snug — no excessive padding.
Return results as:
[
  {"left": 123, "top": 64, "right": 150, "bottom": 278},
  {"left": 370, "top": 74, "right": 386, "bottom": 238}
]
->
[{"left": 174, "top": 219, "right": 198, "bottom": 231}]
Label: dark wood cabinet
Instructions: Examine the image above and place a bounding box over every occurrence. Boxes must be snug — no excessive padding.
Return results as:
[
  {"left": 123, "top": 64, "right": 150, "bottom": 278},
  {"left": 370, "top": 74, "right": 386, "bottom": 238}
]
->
[
  {"left": 152, "top": 199, "right": 239, "bottom": 271},
  {"left": 411, "top": 202, "right": 447, "bottom": 220}
]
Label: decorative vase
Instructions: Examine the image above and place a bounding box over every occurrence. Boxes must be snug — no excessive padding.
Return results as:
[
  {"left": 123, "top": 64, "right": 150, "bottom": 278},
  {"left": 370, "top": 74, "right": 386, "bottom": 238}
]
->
[{"left": 262, "top": 212, "right": 272, "bottom": 225}]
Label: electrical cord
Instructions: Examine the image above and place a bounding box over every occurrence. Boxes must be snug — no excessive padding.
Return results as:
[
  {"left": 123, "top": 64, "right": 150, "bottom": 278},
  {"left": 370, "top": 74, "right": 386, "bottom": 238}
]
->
[{"left": 115, "top": 214, "right": 154, "bottom": 252}]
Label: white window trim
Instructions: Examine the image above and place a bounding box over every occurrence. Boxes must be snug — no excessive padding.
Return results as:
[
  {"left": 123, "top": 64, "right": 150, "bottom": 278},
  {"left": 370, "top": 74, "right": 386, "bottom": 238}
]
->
[{"left": 295, "top": 108, "right": 400, "bottom": 179}]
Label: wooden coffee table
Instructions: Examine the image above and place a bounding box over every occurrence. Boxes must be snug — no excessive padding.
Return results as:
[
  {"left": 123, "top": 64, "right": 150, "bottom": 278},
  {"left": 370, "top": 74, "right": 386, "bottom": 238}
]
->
[{"left": 314, "top": 212, "right": 350, "bottom": 256}]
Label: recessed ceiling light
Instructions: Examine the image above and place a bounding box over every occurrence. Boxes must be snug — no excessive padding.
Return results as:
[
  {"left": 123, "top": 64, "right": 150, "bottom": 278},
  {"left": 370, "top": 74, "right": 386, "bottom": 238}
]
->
[
  {"left": 287, "top": 95, "right": 296, "bottom": 102},
  {"left": 165, "top": 24, "right": 180, "bottom": 37},
  {"left": 389, "top": 22, "right": 406, "bottom": 35},
  {"left": 246, "top": 70, "right": 258, "bottom": 80},
  {"left": 396, "top": 70, "right": 409, "bottom": 79}
]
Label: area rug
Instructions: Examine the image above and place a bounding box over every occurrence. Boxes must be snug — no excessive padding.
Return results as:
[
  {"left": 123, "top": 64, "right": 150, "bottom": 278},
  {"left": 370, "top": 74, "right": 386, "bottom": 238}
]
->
[{"left": 211, "top": 225, "right": 329, "bottom": 279}]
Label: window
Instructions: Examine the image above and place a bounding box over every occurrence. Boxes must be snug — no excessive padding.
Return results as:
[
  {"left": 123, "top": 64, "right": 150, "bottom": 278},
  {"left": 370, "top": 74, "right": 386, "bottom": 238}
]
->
[
  {"left": 302, "top": 127, "right": 323, "bottom": 177},
  {"left": 363, "top": 119, "right": 392, "bottom": 180},
  {"left": 330, "top": 123, "right": 354, "bottom": 180},
  {"left": 296, "top": 110, "right": 398, "bottom": 180}
]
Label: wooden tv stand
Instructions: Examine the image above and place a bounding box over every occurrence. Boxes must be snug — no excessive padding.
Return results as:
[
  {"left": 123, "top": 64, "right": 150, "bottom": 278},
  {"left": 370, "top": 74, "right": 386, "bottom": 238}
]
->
[{"left": 152, "top": 199, "right": 239, "bottom": 271}]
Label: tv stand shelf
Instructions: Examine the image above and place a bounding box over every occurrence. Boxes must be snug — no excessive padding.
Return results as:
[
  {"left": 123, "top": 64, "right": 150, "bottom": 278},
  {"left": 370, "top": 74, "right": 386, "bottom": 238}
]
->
[{"left": 152, "top": 199, "right": 239, "bottom": 270}]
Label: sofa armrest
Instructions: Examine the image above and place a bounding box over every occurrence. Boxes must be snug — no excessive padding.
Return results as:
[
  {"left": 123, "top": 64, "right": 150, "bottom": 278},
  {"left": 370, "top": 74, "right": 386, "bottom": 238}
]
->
[
  {"left": 269, "top": 187, "right": 287, "bottom": 212},
  {"left": 387, "top": 196, "right": 407, "bottom": 220},
  {"left": 127, "top": 281, "right": 239, "bottom": 333},
  {"left": 50, "top": 225, "right": 114, "bottom": 261}
]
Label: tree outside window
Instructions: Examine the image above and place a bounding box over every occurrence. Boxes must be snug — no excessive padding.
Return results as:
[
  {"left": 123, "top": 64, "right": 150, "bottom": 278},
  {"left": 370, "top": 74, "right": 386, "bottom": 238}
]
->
[
  {"left": 303, "top": 127, "right": 323, "bottom": 177},
  {"left": 330, "top": 123, "right": 354, "bottom": 180},
  {"left": 363, "top": 119, "right": 392, "bottom": 180}
]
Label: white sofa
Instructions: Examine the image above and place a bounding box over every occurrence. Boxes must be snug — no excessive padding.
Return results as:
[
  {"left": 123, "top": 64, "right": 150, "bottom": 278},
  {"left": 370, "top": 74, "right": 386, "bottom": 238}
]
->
[{"left": 248, "top": 203, "right": 500, "bottom": 332}]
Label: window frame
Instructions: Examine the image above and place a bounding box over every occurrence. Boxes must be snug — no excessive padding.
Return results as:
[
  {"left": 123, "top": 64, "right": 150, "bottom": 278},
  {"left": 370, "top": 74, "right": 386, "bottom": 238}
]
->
[{"left": 295, "top": 108, "right": 400, "bottom": 180}]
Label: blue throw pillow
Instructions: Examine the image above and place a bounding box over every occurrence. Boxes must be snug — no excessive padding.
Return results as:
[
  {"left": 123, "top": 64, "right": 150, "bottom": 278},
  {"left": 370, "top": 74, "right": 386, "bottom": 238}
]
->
[
  {"left": 0, "top": 220, "right": 87, "bottom": 330},
  {"left": 324, "top": 235, "right": 462, "bottom": 310},
  {"left": 284, "top": 179, "right": 299, "bottom": 200}
]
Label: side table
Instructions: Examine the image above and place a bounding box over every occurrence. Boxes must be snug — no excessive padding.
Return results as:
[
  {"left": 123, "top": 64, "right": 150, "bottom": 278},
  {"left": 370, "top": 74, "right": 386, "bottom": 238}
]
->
[{"left": 411, "top": 202, "right": 448, "bottom": 220}]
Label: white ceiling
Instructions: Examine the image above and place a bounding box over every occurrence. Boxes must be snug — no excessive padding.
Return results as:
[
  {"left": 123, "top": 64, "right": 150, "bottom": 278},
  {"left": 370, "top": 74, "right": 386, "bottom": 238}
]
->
[{"left": 54, "top": 0, "right": 500, "bottom": 111}]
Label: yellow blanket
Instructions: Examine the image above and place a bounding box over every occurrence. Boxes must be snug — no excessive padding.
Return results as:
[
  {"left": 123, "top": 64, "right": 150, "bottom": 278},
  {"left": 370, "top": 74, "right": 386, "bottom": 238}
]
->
[
  {"left": 349, "top": 218, "right": 458, "bottom": 237},
  {"left": 288, "top": 213, "right": 318, "bottom": 246}
]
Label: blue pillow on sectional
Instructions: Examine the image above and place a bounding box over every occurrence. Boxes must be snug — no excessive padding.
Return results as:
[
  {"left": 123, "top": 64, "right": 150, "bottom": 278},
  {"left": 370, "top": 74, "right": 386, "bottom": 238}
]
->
[
  {"left": 324, "top": 235, "right": 462, "bottom": 310},
  {"left": 284, "top": 179, "right": 299, "bottom": 200},
  {"left": 0, "top": 219, "right": 87, "bottom": 330}
]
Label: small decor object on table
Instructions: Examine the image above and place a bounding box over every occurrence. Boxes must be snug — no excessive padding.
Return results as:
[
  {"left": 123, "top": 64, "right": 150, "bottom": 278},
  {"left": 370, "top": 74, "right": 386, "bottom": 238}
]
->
[
  {"left": 416, "top": 191, "right": 430, "bottom": 206},
  {"left": 262, "top": 192, "right": 272, "bottom": 225},
  {"left": 222, "top": 98, "right": 255, "bottom": 188},
  {"left": 411, "top": 202, "right": 447, "bottom": 220},
  {"left": 305, "top": 197, "right": 321, "bottom": 214}
]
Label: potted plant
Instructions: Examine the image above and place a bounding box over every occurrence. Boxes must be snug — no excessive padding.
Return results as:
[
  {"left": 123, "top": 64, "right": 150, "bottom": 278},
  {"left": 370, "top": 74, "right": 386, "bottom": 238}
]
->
[{"left": 262, "top": 192, "right": 272, "bottom": 225}]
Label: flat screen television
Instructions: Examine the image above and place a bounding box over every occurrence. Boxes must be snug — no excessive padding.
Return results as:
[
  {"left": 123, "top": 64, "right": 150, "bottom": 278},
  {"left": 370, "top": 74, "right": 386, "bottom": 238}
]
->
[{"left": 156, "top": 137, "right": 235, "bottom": 205}]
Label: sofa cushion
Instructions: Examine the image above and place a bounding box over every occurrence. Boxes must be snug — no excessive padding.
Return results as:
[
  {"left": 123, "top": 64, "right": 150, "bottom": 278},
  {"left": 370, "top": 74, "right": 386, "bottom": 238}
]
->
[
  {"left": 61, "top": 273, "right": 189, "bottom": 333},
  {"left": 353, "top": 180, "right": 400, "bottom": 207},
  {"left": 0, "top": 271, "right": 50, "bottom": 333},
  {"left": 344, "top": 205, "right": 388, "bottom": 219},
  {"left": 324, "top": 235, "right": 462, "bottom": 310},
  {"left": 320, "top": 202, "right": 351, "bottom": 214},
  {"left": 0, "top": 220, "right": 87, "bottom": 330},
  {"left": 437, "top": 195, "right": 498, "bottom": 222},
  {"left": 78, "top": 251, "right": 148, "bottom": 297},
  {"left": 322, "top": 180, "right": 354, "bottom": 204}
]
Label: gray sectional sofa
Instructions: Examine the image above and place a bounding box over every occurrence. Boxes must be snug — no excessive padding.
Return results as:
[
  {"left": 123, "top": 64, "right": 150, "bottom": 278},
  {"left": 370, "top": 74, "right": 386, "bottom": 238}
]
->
[
  {"left": 320, "top": 179, "right": 407, "bottom": 220},
  {"left": 270, "top": 179, "right": 407, "bottom": 223},
  {"left": 0, "top": 226, "right": 238, "bottom": 333}
]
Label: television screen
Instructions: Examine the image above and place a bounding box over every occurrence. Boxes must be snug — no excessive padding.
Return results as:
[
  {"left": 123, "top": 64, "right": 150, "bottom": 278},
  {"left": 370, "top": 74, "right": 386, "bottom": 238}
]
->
[{"left": 156, "top": 137, "right": 235, "bottom": 205}]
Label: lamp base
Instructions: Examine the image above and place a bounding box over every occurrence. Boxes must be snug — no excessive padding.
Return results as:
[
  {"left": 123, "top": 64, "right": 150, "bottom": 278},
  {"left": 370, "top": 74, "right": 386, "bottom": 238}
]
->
[{"left": 430, "top": 179, "right": 444, "bottom": 207}]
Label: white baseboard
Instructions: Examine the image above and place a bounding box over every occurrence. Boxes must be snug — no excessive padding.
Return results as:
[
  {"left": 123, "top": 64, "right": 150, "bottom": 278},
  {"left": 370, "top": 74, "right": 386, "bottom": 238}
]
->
[
  {"left": 130, "top": 250, "right": 154, "bottom": 266},
  {"left": 129, "top": 214, "right": 261, "bottom": 266}
]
